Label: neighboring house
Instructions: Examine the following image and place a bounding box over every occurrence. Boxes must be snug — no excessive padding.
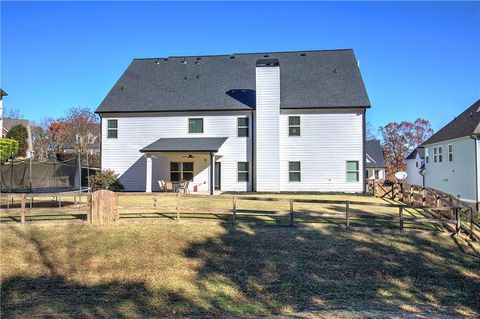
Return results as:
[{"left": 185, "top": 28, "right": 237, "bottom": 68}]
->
[
  {"left": 62, "top": 135, "right": 101, "bottom": 156},
  {"left": 2, "top": 118, "right": 34, "bottom": 158},
  {"left": 96, "top": 49, "right": 371, "bottom": 194},
  {"left": 421, "top": 99, "right": 480, "bottom": 208},
  {"left": 365, "top": 139, "right": 386, "bottom": 180},
  {"left": 406, "top": 147, "right": 425, "bottom": 186}
]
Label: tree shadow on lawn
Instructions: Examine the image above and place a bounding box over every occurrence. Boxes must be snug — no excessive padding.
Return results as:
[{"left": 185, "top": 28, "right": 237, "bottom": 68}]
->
[{"left": 1, "top": 220, "right": 479, "bottom": 318}]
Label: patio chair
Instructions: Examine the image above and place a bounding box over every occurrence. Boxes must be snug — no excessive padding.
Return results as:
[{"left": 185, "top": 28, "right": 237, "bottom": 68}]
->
[
  {"left": 178, "top": 181, "right": 190, "bottom": 193},
  {"left": 158, "top": 180, "right": 167, "bottom": 192},
  {"left": 165, "top": 182, "right": 174, "bottom": 192}
]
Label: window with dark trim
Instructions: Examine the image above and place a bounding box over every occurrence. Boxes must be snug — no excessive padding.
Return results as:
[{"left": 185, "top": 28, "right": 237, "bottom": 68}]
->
[
  {"left": 237, "top": 162, "right": 249, "bottom": 182},
  {"left": 433, "top": 147, "right": 437, "bottom": 163},
  {"left": 438, "top": 146, "right": 443, "bottom": 162},
  {"left": 448, "top": 144, "right": 453, "bottom": 162},
  {"left": 289, "top": 161, "right": 301, "bottom": 182},
  {"left": 107, "top": 119, "right": 118, "bottom": 138},
  {"left": 346, "top": 161, "right": 359, "bottom": 182},
  {"left": 188, "top": 118, "right": 203, "bottom": 133},
  {"left": 288, "top": 116, "right": 301, "bottom": 136},
  {"left": 237, "top": 117, "right": 249, "bottom": 137},
  {"left": 170, "top": 162, "right": 194, "bottom": 181}
]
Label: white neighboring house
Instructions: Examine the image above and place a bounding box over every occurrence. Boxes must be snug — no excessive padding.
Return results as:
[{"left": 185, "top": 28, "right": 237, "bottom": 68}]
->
[
  {"left": 406, "top": 147, "right": 425, "bottom": 186},
  {"left": 421, "top": 99, "right": 480, "bottom": 209},
  {"left": 365, "top": 139, "right": 386, "bottom": 180},
  {"left": 96, "top": 49, "right": 371, "bottom": 194}
]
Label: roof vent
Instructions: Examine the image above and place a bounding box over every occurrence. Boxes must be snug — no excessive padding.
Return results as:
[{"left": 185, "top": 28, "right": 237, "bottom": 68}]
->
[
  {"left": 230, "top": 56, "right": 235, "bottom": 59},
  {"left": 196, "top": 75, "right": 200, "bottom": 79},
  {"left": 181, "top": 60, "right": 187, "bottom": 64},
  {"left": 184, "top": 76, "right": 187, "bottom": 80},
  {"left": 300, "top": 53, "right": 306, "bottom": 56},
  {"left": 263, "top": 55, "right": 269, "bottom": 58},
  {"left": 163, "top": 58, "right": 168, "bottom": 61},
  {"left": 155, "top": 60, "right": 160, "bottom": 64},
  {"left": 333, "top": 68, "right": 337, "bottom": 74}
]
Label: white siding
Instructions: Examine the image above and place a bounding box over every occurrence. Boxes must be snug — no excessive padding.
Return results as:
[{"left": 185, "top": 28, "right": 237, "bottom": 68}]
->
[
  {"left": 406, "top": 153, "right": 423, "bottom": 186},
  {"left": 101, "top": 112, "right": 253, "bottom": 192},
  {"left": 279, "top": 109, "right": 364, "bottom": 192},
  {"left": 255, "top": 66, "right": 280, "bottom": 192},
  {"left": 424, "top": 137, "right": 476, "bottom": 202}
]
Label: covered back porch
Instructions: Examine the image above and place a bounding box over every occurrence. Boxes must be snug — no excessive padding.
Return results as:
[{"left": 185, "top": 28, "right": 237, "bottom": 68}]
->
[{"left": 140, "top": 137, "right": 227, "bottom": 195}]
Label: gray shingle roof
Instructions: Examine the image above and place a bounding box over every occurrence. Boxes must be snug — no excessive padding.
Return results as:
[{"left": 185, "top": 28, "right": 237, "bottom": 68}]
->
[
  {"left": 3, "top": 118, "right": 30, "bottom": 131},
  {"left": 406, "top": 147, "right": 425, "bottom": 160},
  {"left": 365, "top": 139, "right": 386, "bottom": 168},
  {"left": 96, "top": 49, "right": 370, "bottom": 113},
  {"left": 423, "top": 99, "right": 480, "bottom": 145},
  {"left": 140, "top": 137, "right": 228, "bottom": 153}
]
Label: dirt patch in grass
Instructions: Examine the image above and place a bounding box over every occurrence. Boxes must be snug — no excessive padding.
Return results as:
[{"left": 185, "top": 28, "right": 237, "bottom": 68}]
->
[{"left": 1, "top": 220, "right": 479, "bottom": 318}]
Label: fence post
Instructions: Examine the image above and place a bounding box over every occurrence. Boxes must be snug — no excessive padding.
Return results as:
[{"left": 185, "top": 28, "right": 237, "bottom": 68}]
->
[
  {"left": 232, "top": 195, "right": 236, "bottom": 224},
  {"left": 436, "top": 195, "right": 441, "bottom": 220},
  {"left": 87, "top": 192, "right": 92, "bottom": 224},
  {"left": 345, "top": 201, "right": 350, "bottom": 230},
  {"left": 422, "top": 187, "right": 426, "bottom": 207},
  {"left": 289, "top": 199, "right": 294, "bottom": 227},
  {"left": 409, "top": 185, "right": 414, "bottom": 206},
  {"left": 391, "top": 184, "right": 395, "bottom": 200},
  {"left": 455, "top": 207, "right": 460, "bottom": 235},
  {"left": 176, "top": 193, "right": 180, "bottom": 220},
  {"left": 58, "top": 195, "right": 62, "bottom": 208},
  {"left": 399, "top": 206, "right": 404, "bottom": 234},
  {"left": 21, "top": 194, "right": 26, "bottom": 225},
  {"left": 372, "top": 179, "right": 376, "bottom": 197}
]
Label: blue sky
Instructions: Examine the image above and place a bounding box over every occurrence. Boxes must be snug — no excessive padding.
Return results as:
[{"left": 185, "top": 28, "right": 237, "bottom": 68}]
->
[{"left": 1, "top": 1, "right": 479, "bottom": 132}]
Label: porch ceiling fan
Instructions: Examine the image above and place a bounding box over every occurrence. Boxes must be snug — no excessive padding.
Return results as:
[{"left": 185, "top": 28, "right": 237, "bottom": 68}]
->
[{"left": 181, "top": 154, "right": 195, "bottom": 159}]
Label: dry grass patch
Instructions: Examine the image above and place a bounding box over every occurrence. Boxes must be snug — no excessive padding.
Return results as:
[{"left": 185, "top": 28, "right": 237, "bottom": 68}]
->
[{"left": 1, "top": 221, "right": 479, "bottom": 318}]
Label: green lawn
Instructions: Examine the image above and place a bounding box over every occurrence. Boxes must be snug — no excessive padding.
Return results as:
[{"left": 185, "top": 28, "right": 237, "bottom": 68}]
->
[{"left": 1, "top": 219, "right": 479, "bottom": 318}]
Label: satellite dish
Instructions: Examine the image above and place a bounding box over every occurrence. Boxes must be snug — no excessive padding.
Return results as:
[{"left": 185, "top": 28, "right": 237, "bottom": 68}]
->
[{"left": 395, "top": 171, "right": 408, "bottom": 180}]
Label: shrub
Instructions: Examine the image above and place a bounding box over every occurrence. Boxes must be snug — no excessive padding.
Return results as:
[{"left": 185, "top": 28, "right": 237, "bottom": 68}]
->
[
  {"left": 88, "top": 169, "right": 124, "bottom": 192},
  {"left": 5, "top": 124, "right": 28, "bottom": 156},
  {"left": 0, "top": 139, "right": 19, "bottom": 162}
]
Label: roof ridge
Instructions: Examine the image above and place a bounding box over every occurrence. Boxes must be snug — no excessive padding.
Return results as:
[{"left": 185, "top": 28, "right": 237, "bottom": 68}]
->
[{"left": 132, "top": 48, "right": 355, "bottom": 61}]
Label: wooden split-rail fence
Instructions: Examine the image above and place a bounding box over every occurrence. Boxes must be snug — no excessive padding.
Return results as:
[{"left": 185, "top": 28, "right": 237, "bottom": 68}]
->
[
  {"left": 1, "top": 187, "right": 479, "bottom": 239},
  {"left": 368, "top": 180, "right": 480, "bottom": 240}
]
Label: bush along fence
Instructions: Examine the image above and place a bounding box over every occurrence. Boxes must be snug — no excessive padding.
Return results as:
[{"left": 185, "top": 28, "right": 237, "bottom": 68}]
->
[
  {"left": 368, "top": 179, "right": 480, "bottom": 241},
  {"left": 1, "top": 188, "right": 477, "bottom": 238}
]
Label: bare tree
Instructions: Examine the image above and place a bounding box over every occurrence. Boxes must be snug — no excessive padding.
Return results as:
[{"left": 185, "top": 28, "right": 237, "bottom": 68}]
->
[{"left": 4, "top": 106, "right": 23, "bottom": 119}]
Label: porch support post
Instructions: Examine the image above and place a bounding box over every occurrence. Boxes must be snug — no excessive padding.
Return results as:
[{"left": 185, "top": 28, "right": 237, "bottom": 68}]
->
[
  {"left": 145, "top": 155, "right": 152, "bottom": 193},
  {"left": 210, "top": 152, "right": 215, "bottom": 195}
]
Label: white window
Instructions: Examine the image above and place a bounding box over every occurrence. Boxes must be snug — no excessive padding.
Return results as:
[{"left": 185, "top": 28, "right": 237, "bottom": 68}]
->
[
  {"left": 237, "top": 117, "right": 249, "bottom": 137},
  {"left": 289, "top": 162, "right": 301, "bottom": 182},
  {"left": 237, "top": 162, "right": 249, "bottom": 182},
  {"left": 448, "top": 144, "right": 453, "bottom": 161},
  {"left": 107, "top": 119, "right": 118, "bottom": 139},
  {"left": 433, "top": 147, "right": 437, "bottom": 163},
  {"left": 188, "top": 118, "right": 203, "bottom": 133},
  {"left": 425, "top": 148, "right": 429, "bottom": 163},
  {"left": 288, "top": 116, "right": 301, "bottom": 136},
  {"left": 438, "top": 146, "right": 443, "bottom": 162},
  {"left": 346, "top": 161, "right": 359, "bottom": 182}
]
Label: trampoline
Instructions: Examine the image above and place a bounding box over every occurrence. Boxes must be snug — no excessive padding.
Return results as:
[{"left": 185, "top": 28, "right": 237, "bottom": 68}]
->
[{"left": 0, "top": 156, "right": 89, "bottom": 193}]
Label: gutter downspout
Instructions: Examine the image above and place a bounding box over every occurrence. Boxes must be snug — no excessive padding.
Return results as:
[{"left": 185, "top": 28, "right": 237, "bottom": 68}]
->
[
  {"left": 470, "top": 134, "right": 479, "bottom": 211},
  {"left": 362, "top": 108, "right": 366, "bottom": 194}
]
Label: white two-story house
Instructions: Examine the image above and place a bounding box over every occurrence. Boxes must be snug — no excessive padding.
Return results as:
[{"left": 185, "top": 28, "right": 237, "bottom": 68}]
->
[
  {"left": 421, "top": 99, "right": 480, "bottom": 209},
  {"left": 96, "top": 49, "right": 371, "bottom": 194}
]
